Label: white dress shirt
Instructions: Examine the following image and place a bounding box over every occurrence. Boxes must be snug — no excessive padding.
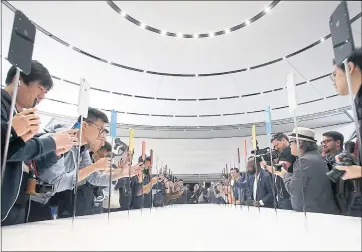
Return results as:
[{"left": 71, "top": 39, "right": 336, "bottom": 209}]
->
[{"left": 253, "top": 173, "right": 264, "bottom": 206}]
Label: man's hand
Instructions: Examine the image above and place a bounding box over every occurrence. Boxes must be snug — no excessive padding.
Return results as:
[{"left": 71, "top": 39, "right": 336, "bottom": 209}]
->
[
  {"left": 51, "top": 129, "right": 79, "bottom": 150},
  {"left": 55, "top": 146, "right": 72, "bottom": 156},
  {"left": 12, "top": 108, "right": 40, "bottom": 138},
  {"left": 253, "top": 201, "right": 261, "bottom": 207},
  {"left": 336, "top": 165, "right": 362, "bottom": 180},
  {"left": 94, "top": 157, "right": 111, "bottom": 171},
  {"left": 260, "top": 160, "right": 267, "bottom": 169},
  {"left": 274, "top": 167, "right": 288, "bottom": 177},
  {"left": 20, "top": 125, "right": 40, "bottom": 142},
  {"left": 265, "top": 165, "right": 275, "bottom": 174},
  {"left": 118, "top": 164, "right": 141, "bottom": 178},
  {"left": 245, "top": 199, "right": 254, "bottom": 206}
]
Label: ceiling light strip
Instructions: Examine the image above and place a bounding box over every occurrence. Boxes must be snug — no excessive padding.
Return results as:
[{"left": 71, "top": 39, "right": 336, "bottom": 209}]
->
[
  {"left": 106, "top": 0, "right": 280, "bottom": 39},
  {"left": 2, "top": 1, "right": 360, "bottom": 77},
  {"left": 30, "top": 89, "right": 342, "bottom": 119},
  {"left": 37, "top": 106, "right": 351, "bottom": 131},
  {"left": 0, "top": 54, "right": 335, "bottom": 101}
]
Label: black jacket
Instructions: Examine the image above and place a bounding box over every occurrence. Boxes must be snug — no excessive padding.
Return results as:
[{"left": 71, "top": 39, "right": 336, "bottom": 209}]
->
[
  {"left": 355, "top": 85, "right": 362, "bottom": 163},
  {"left": 1, "top": 89, "right": 56, "bottom": 222}
]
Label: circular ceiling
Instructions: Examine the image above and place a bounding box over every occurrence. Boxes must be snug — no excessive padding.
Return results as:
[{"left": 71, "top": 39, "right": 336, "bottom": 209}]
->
[
  {"left": 1, "top": 1, "right": 361, "bottom": 129},
  {"left": 106, "top": 1, "right": 280, "bottom": 39}
]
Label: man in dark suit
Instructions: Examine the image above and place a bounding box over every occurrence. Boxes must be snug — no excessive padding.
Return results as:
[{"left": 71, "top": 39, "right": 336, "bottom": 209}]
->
[{"left": 244, "top": 157, "right": 274, "bottom": 208}]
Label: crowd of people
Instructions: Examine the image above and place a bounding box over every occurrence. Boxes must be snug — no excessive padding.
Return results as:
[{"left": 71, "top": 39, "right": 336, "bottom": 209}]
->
[
  {"left": 1, "top": 48, "right": 362, "bottom": 226},
  {"left": 205, "top": 129, "right": 361, "bottom": 217}
]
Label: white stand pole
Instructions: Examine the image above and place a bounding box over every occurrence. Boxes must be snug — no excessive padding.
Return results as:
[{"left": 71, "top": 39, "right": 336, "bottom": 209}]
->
[
  {"left": 72, "top": 116, "right": 84, "bottom": 224},
  {"left": 267, "top": 135, "right": 278, "bottom": 215},
  {"left": 108, "top": 138, "right": 115, "bottom": 222}
]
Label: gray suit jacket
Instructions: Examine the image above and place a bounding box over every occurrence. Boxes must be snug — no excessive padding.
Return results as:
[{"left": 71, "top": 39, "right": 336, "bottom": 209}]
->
[{"left": 282, "top": 150, "right": 339, "bottom": 214}]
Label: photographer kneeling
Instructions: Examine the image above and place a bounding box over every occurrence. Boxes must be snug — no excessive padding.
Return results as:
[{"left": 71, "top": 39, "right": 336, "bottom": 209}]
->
[{"left": 274, "top": 127, "right": 339, "bottom": 214}]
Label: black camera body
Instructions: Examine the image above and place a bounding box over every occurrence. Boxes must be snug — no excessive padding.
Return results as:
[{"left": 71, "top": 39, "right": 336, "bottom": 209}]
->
[
  {"left": 273, "top": 164, "right": 283, "bottom": 172},
  {"left": 36, "top": 182, "right": 54, "bottom": 194},
  {"left": 326, "top": 152, "right": 356, "bottom": 183},
  {"left": 251, "top": 147, "right": 278, "bottom": 163}
]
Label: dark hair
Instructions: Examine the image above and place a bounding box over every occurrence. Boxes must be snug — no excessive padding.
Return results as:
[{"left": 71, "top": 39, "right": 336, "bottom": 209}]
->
[
  {"left": 322, "top": 131, "right": 344, "bottom": 147},
  {"left": 271, "top": 132, "right": 289, "bottom": 143},
  {"left": 78, "top": 107, "right": 109, "bottom": 124},
  {"left": 230, "top": 168, "right": 239, "bottom": 173},
  {"left": 334, "top": 47, "right": 362, "bottom": 71},
  {"left": 300, "top": 140, "right": 318, "bottom": 153},
  {"left": 179, "top": 179, "right": 183, "bottom": 182},
  {"left": 99, "top": 141, "right": 112, "bottom": 153},
  {"left": 6, "top": 60, "right": 53, "bottom": 90}
]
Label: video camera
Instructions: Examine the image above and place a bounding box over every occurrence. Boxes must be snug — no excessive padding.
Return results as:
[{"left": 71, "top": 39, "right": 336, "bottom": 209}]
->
[{"left": 250, "top": 142, "right": 278, "bottom": 163}]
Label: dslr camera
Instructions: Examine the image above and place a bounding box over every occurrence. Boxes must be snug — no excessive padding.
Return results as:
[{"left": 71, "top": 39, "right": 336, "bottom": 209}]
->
[
  {"left": 251, "top": 146, "right": 278, "bottom": 163},
  {"left": 26, "top": 177, "right": 54, "bottom": 195},
  {"left": 273, "top": 163, "right": 283, "bottom": 172},
  {"left": 326, "top": 152, "right": 356, "bottom": 183}
]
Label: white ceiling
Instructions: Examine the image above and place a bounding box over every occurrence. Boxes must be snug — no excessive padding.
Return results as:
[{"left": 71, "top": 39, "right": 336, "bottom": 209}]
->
[{"left": 1, "top": 1, "right": 361, "bottom": 130}]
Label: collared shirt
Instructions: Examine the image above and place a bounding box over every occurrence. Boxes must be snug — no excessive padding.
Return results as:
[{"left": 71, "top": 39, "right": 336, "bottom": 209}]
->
[{"left": 253, "top": 174, "right": 259, "bottom": 201}]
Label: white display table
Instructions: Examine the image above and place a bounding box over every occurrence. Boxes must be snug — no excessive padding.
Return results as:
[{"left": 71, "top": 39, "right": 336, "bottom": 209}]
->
[{"left": 1, "top": 204, "right": 361, "bottom": 251}]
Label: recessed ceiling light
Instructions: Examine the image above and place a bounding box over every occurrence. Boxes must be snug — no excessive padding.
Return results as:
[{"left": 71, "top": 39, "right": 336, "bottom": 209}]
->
[
  {"left": 320, "top": 38, "right": 325, "bottom": 42},
  {"left": 245, "top": 20, "right": 250, "bottom": 26},
  {"left": 140, "top": 23, "right": 146, "bottom": 29},
  {"left": 209, "top": 32, "right": 214, "bottom": 37},
  {"left": 121, "top": 11, "right": 127, "bottom": 17},
  {"left": 161, "top": 30, "right": 166, "bottom": 36},
  {"left": 177, "top": 33, "right": 183, "bottom": 38},
  {"left": 264, "top": 7, "right": 270, "bottom": 13},
  {"left": 197, "top": 126, "right": 200, "bottom": 128},
  {"left": 283, "top": 56, "right": 286, "bottom": 60},
  {"left": 246, "top": 67, "right": 250, "bottom": 71},
  {"left": 225, "top": 28, "right": 231, "bottom": 34}
]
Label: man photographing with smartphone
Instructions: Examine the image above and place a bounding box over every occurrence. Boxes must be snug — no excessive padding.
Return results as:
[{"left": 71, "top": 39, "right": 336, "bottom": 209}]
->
[{"left": 1, "top": 61, "right": 79, "bottom": 225}]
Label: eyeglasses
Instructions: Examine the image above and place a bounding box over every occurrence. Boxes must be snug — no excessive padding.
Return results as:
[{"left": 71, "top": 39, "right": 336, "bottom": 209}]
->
[
  {"left": 86, "top": 121, "right": 108, "bottom": 136},
  {"left": 320, "top": 139, "right": 333, "bottom": 145}
]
